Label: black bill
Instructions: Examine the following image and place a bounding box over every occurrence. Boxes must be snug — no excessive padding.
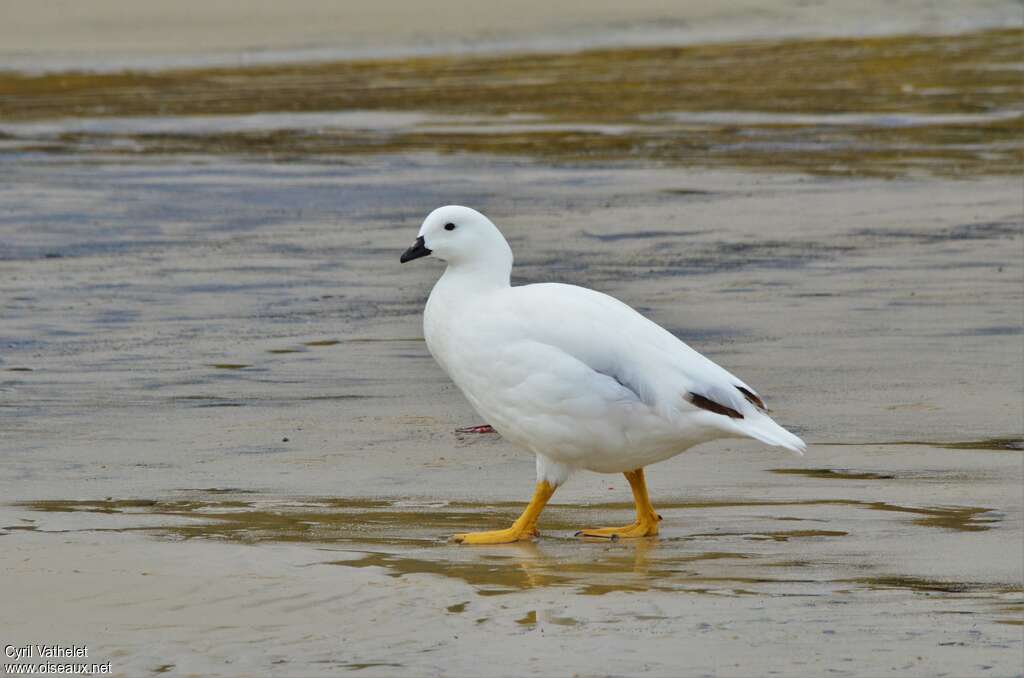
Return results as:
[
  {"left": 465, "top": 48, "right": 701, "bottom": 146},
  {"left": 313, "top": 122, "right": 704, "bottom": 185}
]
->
[{"left": 400, "top": 236, "right": 432, "bottom": 263}]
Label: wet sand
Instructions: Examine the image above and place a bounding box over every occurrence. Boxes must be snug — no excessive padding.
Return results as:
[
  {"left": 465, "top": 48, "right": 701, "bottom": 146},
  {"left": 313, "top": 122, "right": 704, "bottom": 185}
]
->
[
  {"left": 3, "top": 29, "right": 1022, "bottom": 177},
  {"left": 1, "top": 156, "right": 1020, "bottom": 676},
  {"left": 1, "top": 10, "right": 1022, "bottom": 678}
]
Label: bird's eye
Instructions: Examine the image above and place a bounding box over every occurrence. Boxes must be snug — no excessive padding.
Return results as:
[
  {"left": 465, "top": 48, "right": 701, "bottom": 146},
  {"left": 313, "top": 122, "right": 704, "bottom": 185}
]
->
[{"left": 444, "top": 223, "right": 456, "bottom": 231}]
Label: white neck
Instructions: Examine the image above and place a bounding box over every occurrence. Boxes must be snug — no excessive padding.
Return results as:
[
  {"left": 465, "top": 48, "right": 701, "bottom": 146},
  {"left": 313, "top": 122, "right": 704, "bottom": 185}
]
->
[{"left": 436, "top": 240, "right": 513, "bottom": 293}]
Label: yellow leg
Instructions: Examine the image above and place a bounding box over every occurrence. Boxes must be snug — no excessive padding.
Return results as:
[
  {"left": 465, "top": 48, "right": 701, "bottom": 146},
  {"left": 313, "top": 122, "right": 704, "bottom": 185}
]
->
[
  {"left": 576, "top": 468, "right": 660, "bottom": 539},
  {"left": 452, "top": 481, "right": 556, "bottom": 544}
]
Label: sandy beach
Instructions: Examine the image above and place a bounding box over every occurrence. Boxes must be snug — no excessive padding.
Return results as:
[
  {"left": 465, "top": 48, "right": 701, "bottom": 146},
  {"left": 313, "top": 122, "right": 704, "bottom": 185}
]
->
[{"left": 0, "top": 3, "right": 1022, "bottom": 676}]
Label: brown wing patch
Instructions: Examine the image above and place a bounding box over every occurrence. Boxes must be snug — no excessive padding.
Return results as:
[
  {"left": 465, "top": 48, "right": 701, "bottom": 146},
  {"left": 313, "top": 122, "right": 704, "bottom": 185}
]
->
[
  {"left": 685, "top": 392, "right": 744, "bottom": 419},
  {"left": 736, "top": 386, "right": 767, "bottom": 412}
]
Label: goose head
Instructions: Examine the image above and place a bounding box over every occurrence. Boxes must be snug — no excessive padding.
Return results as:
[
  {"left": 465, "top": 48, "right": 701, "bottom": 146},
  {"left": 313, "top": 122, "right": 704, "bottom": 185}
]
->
[{"left": 400, "top": 206, "right": 513, "bottom": 278}]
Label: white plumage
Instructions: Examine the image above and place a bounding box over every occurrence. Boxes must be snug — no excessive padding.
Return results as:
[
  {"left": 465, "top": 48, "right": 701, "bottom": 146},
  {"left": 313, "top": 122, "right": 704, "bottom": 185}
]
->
[{"left": 401, "top": 205, "right": 805, "bottom": 543}]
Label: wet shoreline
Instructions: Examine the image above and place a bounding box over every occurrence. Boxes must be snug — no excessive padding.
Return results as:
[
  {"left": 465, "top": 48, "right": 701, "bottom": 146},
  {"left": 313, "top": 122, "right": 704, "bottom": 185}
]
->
[
  {"left": 1, "top": 10, "right": 1021, "bottom": 674},
  {"left": 2, "top": 29, "right": 1022, "bottom": 178},
  {"left": 1, "top": 155, "right": 1020, "bottom": 676}
]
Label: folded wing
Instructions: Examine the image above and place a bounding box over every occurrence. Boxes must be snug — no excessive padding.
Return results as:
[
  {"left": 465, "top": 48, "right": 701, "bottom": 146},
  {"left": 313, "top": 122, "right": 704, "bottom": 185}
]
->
[{"left": 496, "top": 282, "right": 805, "bottom": 454}]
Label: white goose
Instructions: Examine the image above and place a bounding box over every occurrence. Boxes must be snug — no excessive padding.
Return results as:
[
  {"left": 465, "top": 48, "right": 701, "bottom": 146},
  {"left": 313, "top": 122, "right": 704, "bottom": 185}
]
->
[{"left": 401, "top": 206, "right": 805, "bottom": 544}]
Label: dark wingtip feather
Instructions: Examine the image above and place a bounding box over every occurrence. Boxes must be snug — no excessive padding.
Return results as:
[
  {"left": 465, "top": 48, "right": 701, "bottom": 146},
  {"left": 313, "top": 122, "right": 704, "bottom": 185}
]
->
[
  {"left": 685, "top": 392, "right": 744, "bottom": 419},
  {"left": 736, "top": 386, "right": 768, "bottom": 412}
]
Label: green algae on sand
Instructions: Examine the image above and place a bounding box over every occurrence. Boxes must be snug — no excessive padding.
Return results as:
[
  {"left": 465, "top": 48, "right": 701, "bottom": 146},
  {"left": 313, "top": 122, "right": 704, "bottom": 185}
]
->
[{"left": 1, "top": 29, "right": 1020, "bottom": 177}]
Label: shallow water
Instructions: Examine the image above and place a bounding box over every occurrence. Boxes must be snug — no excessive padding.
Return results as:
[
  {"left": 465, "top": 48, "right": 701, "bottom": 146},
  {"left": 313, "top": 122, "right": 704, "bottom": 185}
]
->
[{"left": 13, "top": 490, "right": 1018, "bottom": 594}]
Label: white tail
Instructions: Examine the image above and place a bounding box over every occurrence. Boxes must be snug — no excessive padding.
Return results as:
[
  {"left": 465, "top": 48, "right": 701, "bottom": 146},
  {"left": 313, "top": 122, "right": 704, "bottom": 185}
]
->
[{"left": 738, "top": 414, "right": 806, "bottom": 456}]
